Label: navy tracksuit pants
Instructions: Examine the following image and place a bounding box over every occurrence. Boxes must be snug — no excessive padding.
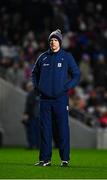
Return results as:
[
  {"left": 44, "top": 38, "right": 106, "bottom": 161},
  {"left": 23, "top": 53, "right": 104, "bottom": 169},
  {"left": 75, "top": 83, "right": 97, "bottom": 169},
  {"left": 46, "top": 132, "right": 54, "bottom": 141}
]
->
[
  {"left": 25, "top": 117, "right": 40, "bottom": 148},
  {"left": 39, "top": 95, "right": 70, "bottom": 161}
]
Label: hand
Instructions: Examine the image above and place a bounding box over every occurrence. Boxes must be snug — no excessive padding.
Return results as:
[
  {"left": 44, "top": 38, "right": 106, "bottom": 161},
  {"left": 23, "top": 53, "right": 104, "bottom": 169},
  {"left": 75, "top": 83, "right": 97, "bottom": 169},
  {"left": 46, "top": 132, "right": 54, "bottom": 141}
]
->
[
  {"left": 23, "top": 114, "right": 29, "bottom": 120},
  {"left": 21, "top": 114, "right": 29, "bottom": 124}
]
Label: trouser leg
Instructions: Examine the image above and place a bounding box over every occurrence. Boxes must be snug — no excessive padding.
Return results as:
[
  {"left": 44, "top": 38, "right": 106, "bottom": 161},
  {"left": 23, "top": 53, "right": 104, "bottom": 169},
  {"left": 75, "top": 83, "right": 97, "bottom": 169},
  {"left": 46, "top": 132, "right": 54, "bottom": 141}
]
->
[
  {"left": 53, "top": 95, "right": 70, "bottom": 161},
  {"left": 39, "top": 100, "right": 52, "bottom": 161},
  {"left": 25, "top": 124, "right": 31, "bottom": 148},
  {"left": 25, "top": 120, "right": 34, "bottom": 148},
  {"left": 30, "top": 117, "right": 40, "bottom": 148},
  {"left": 34, "top": 117, "right": 40, "bottom": 148}
]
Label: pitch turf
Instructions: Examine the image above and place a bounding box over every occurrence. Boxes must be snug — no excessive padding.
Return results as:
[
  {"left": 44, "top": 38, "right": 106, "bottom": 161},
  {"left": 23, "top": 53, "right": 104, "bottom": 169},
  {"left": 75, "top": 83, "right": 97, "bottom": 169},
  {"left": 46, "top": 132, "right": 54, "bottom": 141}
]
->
[{"left": 0, "top": 148, "right": 107, "bottom": 179}]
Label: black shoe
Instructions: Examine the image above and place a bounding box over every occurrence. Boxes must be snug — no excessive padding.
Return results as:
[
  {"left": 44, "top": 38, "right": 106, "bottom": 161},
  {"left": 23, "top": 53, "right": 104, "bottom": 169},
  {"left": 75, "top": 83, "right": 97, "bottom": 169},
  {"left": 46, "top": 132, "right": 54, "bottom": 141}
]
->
[
  {"left": 61, "top": 161, "right": 68, "bottom": 167},
  {"left": 34, "top": 161, "right": 51, "bottom": 167}
]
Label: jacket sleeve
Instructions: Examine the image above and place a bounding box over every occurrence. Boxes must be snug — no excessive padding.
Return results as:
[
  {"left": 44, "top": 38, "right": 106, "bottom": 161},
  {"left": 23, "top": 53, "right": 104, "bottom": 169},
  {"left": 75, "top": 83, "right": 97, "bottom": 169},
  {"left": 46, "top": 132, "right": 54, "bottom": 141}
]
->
[
  {"left": 32, "top": 56, "right": 41, "bottom": 89},
  {"left": 65, "top": 53, "right": 81, "bottom": 90}
]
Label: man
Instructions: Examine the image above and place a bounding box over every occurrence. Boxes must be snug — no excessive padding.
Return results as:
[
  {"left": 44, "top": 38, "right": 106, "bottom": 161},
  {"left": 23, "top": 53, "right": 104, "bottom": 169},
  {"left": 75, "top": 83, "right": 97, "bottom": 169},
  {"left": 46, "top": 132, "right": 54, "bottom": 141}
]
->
[
  {"left": 32, "top": 29, "right": 80, "bottom": 167},
  {"left": 22, "top": 81, "right": 40, "bottom": 149}
]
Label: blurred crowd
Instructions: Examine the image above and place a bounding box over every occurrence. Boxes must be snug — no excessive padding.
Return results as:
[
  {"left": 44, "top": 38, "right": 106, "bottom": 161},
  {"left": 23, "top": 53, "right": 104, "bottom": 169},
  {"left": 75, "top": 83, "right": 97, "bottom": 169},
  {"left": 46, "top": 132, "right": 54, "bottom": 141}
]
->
[{"left": 0, "top": 0, "right": 107, "bottom": 127}]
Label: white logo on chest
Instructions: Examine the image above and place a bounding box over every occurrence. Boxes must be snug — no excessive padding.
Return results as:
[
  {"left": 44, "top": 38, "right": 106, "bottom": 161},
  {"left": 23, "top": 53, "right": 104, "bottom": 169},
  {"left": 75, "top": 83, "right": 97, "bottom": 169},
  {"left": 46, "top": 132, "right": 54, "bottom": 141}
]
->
[{"left": 57, "top": 63, "right": 62, "bottom": 67}]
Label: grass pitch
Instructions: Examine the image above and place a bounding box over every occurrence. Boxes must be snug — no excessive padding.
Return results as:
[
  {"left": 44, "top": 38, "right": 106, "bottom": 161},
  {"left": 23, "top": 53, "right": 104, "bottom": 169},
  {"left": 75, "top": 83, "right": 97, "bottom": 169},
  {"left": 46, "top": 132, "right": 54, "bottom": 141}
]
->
[{"left": 0, "top": 148, "right": 107, "bottom": 179}]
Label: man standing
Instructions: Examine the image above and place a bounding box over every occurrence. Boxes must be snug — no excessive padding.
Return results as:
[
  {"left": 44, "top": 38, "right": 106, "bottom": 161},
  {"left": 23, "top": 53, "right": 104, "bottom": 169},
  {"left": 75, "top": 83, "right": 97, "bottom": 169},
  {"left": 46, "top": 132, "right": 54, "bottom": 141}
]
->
[
  {"left": 22, "top": 81, "right": 40, "bottom": 149},
  {"left": 32, "top": 29, "right": 80, "bottom": 167}
]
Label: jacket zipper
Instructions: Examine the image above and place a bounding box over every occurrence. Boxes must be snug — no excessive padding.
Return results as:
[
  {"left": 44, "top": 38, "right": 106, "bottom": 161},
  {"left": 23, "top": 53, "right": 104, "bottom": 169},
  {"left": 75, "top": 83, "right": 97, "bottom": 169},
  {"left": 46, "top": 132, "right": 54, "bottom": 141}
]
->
[{"left": 51, "top": 54, "right": 55, "bottom": 96}]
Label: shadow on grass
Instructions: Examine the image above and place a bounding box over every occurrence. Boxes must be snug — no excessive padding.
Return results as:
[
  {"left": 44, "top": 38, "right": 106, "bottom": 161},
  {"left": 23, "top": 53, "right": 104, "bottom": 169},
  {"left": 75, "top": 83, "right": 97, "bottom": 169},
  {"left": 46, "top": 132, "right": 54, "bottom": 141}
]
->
[
  {"left": 0, "top": 162, "right": 33, "bottom": 166},
  {"left": 0, "top": 162, "right": 107, "bottom": 170},
  {"left": 49, "top": 164, "right": 107, "bottom": 170}
]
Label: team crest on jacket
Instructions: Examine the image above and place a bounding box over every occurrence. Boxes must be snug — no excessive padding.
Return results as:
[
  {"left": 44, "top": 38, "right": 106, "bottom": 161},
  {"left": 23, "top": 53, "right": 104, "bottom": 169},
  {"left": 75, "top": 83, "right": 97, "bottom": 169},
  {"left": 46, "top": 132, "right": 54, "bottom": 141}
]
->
[{"left": 57, "top": 63, "right": 62, "bottom": 67}]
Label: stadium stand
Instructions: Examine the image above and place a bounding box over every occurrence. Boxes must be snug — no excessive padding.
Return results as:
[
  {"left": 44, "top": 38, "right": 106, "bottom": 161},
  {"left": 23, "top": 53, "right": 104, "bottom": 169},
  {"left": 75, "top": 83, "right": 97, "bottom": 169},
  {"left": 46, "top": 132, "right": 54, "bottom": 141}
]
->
[{"left": 0, "top": 0, "right": 107, "bottom": 147}]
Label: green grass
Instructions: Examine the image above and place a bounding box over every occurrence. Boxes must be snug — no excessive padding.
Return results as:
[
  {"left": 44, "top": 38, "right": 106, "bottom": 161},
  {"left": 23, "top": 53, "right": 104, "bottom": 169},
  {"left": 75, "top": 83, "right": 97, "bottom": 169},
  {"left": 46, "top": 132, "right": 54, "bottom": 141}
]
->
[{"left": 0, "top": 148, "right": 107, "bottom": 179}]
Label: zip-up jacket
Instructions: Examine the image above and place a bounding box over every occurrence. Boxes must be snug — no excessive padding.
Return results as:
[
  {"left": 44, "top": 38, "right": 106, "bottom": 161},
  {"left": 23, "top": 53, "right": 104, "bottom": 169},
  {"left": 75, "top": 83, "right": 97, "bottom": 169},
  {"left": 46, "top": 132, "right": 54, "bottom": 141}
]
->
[{"left": 32, "top": 49, "right": 80, "bottom": 98}]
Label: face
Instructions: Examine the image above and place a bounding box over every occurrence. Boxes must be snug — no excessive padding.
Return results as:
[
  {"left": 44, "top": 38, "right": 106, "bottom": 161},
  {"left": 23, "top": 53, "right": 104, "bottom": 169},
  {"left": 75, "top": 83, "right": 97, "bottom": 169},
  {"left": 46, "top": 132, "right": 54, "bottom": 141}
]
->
[{"left": 50, "top": 38, "right": 60, "bottom": 52}]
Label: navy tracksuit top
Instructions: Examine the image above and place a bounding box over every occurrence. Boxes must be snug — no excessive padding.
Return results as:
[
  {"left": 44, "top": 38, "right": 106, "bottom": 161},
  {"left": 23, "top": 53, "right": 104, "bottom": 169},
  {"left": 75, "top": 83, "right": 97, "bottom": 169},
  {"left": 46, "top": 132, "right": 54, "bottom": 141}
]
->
[{"left": 32, "top": 48, "right": 80, "bottom": 98}]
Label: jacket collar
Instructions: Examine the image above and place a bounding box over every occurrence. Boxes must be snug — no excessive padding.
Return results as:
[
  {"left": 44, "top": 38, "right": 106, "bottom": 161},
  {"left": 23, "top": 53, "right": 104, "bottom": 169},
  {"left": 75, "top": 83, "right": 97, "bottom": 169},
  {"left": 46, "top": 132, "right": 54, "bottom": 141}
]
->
[{"left": 47, "top": 48, "right": 62, "bottom": 55}]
